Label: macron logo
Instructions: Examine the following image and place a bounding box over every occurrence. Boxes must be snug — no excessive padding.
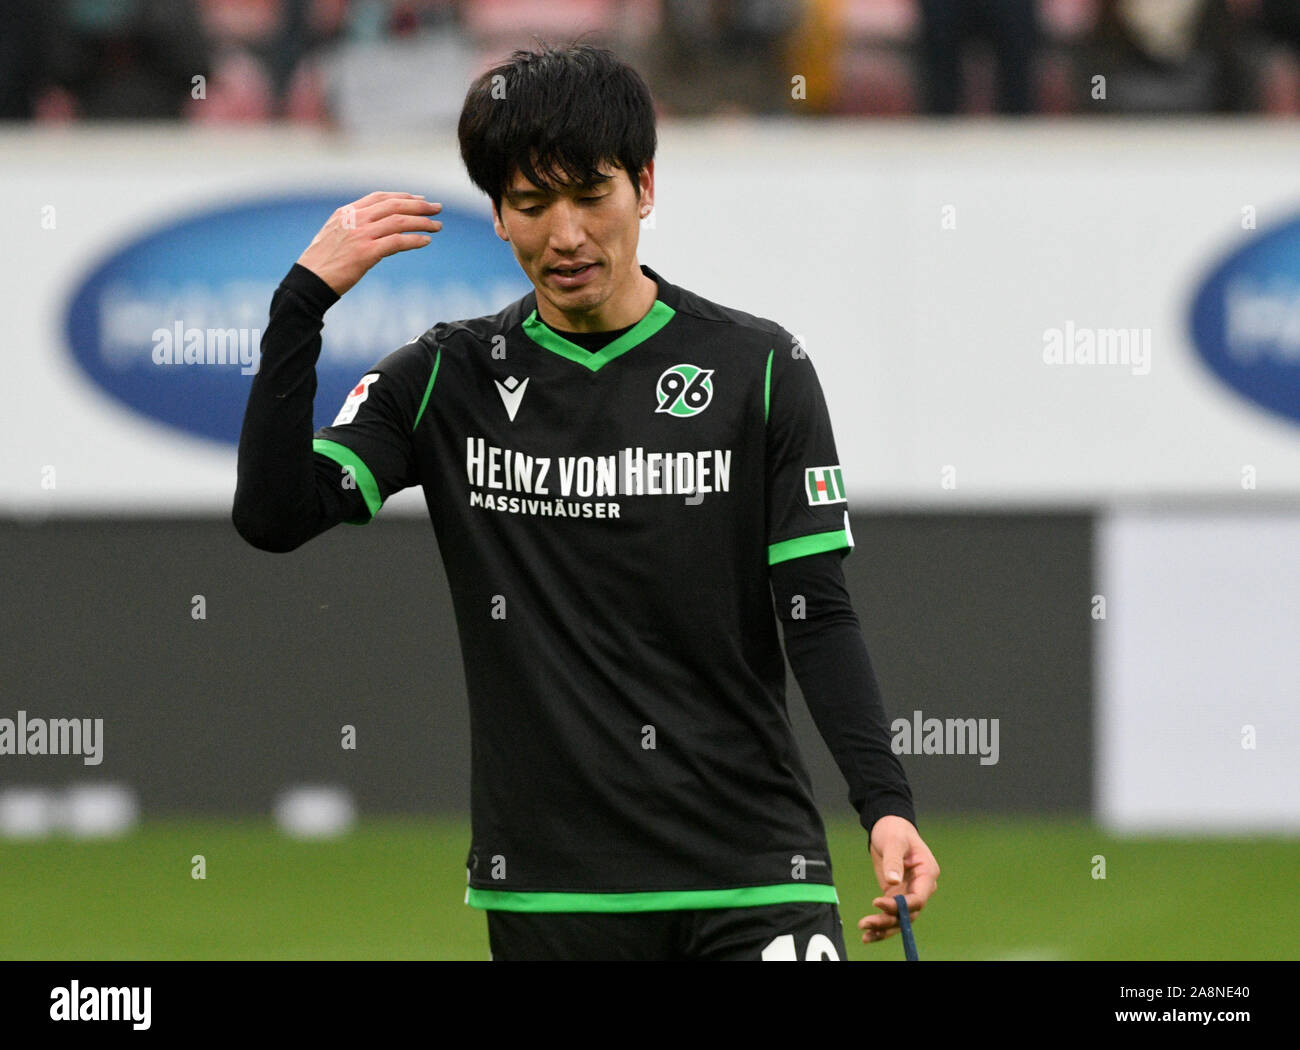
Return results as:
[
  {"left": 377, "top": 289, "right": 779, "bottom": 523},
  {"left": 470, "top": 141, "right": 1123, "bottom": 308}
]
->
[{"left": 495, "top": 376, "right": 529, "bottom": 422}]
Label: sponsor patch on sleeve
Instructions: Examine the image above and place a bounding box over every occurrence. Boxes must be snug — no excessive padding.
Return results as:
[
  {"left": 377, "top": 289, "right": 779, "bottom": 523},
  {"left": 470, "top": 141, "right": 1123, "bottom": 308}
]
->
[
  {"left": 332, "top": 373, "right": 380, "bottom": 426},
  {"left": 804, "top": 465, "right": 846, "bottom": 506}
]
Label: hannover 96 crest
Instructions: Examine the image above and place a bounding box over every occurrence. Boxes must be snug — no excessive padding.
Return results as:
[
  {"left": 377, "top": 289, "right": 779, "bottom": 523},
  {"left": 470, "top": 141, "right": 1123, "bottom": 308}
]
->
[{"left": 655, "top": 363, "right": 714, "bottom": 417}]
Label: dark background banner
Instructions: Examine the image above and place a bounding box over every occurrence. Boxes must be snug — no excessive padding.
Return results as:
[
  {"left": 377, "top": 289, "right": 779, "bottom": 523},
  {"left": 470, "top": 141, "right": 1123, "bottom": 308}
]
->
[{"left": 0, "top": 514, "right": 1092, "bottom": 818}]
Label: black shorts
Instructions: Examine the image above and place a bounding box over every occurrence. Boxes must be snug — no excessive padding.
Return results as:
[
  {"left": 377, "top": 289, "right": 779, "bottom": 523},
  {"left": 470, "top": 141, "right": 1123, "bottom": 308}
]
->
[{"left": 485, "top": 901, "right": 847, "bottom": 961}]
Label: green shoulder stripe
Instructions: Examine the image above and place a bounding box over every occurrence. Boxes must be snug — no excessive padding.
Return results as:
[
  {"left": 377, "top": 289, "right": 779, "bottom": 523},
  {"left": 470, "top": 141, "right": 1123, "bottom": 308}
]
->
[
  {"left": 764, "top": 348, "right": 774, "bottom": 424},
  {"left": 414, "top": 347, "right": 441, "bottom": 431},
  {"left": 312, "top": 439, "right": 381, "bottom": 524}
]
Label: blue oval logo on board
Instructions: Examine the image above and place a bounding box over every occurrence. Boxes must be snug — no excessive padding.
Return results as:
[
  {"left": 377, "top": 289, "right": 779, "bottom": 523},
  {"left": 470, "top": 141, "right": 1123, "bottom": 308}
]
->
[
  {"left": 1189, "top": 213, "right": 1300, "bottom": 427},
  {"left": 64, "top": 192, "right": 529, "bottom": 444}
]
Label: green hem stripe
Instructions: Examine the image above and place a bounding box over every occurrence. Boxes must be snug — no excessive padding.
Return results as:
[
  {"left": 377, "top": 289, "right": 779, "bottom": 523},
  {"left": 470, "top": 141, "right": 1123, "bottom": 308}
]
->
[
  {"left": 466, "top": 882, "right": 837, "bottom": 913},
  {"left": 768, "top": 528, "right": 851, "bottom": 566},
  {"left": 312, "top": 439, "right": 381, "bottom": 523},
  {"left": 522, "top": 299, "right": 675, "bottom": 371},
  {"left": 413, "top": 347, "right": 441, "bottom": 431}
]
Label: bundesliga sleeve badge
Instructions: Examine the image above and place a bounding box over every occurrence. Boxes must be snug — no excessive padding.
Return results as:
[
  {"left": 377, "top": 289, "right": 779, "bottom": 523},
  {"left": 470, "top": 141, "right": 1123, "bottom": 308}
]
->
[
  {"left": 332, "top": 373, "right": 380, "bottom": 426},
  {"left": 805, "top": 465, "right": 846, "bottom": 505}
]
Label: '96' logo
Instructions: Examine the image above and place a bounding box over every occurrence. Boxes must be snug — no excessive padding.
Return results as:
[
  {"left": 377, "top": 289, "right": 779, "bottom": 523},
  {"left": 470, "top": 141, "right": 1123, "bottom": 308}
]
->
[{"left": 656, "top": 363, "right": 714, "bottom": 417}]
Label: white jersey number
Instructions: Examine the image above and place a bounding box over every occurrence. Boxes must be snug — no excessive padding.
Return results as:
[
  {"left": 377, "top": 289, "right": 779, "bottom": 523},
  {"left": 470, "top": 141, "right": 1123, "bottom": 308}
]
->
[{"left": 760, "top": 933, "right": 840, "bottom": 961}]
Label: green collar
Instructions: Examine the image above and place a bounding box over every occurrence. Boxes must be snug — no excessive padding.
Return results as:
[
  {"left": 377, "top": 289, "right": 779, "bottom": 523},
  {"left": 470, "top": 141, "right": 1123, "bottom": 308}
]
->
[{"left": 521, "top": 299, "right": 676, "bottom": 372}]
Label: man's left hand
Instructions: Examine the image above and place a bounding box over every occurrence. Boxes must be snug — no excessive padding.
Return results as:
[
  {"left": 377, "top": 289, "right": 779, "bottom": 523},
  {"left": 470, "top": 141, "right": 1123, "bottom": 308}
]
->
[{"left": 860, "top": 815, "right": 939, "bottom": 944}]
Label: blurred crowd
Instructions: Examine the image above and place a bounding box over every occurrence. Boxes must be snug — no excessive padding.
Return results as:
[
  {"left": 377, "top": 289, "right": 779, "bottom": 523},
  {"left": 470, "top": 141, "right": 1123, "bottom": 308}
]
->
[{"left": 2, "top": 0, "right": 1299, "bottom": 125}]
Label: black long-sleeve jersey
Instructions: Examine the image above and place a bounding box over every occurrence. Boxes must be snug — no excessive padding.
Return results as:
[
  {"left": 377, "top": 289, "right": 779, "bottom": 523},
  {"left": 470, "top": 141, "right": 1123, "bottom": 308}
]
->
[{"left": 233, "top": 262, "right": 915, "bottom": 911}]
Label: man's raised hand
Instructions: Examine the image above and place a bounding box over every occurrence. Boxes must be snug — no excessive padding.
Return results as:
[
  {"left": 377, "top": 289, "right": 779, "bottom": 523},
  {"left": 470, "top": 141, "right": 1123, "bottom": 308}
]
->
[{"left": 296, "top": 191, "right": 443, "bottom": 296}]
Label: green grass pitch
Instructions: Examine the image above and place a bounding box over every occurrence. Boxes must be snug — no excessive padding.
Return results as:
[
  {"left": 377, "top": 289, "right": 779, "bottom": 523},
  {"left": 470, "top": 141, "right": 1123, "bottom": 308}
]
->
[{"left": 1, "top": 816, "right": 1295, "bottom": 960}]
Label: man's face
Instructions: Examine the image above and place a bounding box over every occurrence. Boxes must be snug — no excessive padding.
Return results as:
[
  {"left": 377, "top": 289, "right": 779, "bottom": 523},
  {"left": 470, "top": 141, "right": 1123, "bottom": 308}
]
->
[{"left": 492, "top": 159, "right": 653, "bottom": 328}]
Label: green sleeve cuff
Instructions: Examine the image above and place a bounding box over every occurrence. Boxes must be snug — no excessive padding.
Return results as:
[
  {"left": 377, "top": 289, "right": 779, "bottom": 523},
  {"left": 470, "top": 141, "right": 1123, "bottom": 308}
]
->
[
  {"left": 312, "top": 438, "right": 382, "bottom": 523},
  {"left": 767, "top": 527, "right": 852, "bottom": 566}
]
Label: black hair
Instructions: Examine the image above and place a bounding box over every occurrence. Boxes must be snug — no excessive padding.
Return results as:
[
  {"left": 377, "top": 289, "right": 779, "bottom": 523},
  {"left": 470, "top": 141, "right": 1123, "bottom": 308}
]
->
[{"left": 457, "top": 43, "right": 657, "bottom": 213}]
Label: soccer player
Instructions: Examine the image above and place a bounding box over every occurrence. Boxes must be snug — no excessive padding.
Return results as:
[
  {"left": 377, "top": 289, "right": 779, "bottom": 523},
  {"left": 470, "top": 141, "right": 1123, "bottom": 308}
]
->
[{"left": 233, "top": 44, "right": 938, "bottom": 961}]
